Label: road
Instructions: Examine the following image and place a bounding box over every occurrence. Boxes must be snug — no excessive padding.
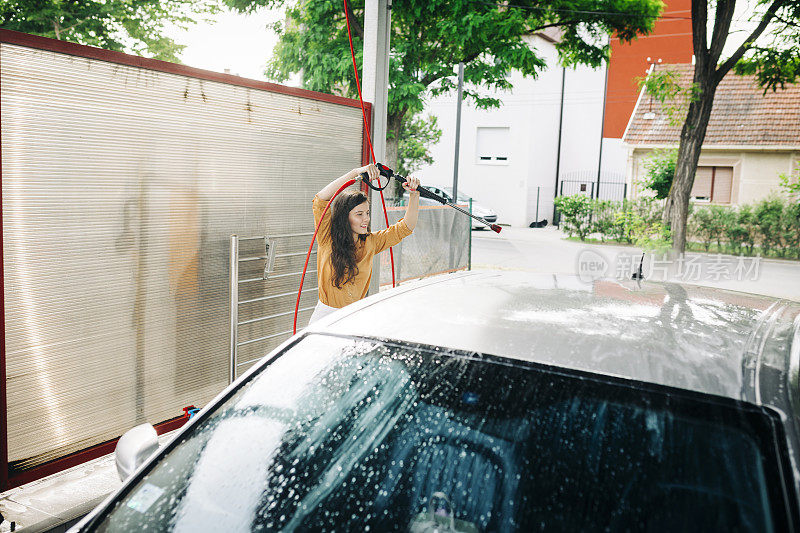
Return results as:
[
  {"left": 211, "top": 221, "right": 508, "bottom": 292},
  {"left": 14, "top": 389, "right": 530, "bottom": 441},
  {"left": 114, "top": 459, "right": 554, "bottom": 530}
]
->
[{"left": 471, "top": 226, "right": 800, "bottom": 302}]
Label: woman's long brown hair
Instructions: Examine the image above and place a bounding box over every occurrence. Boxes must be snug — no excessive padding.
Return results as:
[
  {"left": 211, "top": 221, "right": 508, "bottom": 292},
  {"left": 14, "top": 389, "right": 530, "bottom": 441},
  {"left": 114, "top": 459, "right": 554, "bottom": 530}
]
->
[{"left": 330, "top": 190, "right": 369, "bottom": 288}]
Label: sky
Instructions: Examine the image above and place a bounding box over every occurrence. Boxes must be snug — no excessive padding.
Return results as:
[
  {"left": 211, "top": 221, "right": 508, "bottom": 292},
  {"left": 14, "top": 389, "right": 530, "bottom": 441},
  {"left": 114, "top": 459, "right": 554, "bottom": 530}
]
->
[{"left": 165, "top": 6, "right": 293, "bottom": 84}]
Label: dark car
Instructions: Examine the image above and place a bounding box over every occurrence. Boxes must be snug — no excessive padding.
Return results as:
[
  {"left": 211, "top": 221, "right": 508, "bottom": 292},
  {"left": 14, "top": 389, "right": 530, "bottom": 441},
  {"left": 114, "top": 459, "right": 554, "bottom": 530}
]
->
[{"left": 71, "top": 271, "right": 800, "bottom": 532}]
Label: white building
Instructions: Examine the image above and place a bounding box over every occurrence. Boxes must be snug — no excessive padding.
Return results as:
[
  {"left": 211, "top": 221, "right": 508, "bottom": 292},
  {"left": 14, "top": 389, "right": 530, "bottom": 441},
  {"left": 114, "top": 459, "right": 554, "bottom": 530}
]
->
[{"left": 416, "top": 31, "right": 628, "bottom": 227}]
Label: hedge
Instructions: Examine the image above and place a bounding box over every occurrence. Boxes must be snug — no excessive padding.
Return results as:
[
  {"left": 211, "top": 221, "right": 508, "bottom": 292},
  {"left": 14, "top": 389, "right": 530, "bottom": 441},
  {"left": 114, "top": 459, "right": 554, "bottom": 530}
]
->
[{"left": 555, "top": 194, "right": 800, "bottom": 258}]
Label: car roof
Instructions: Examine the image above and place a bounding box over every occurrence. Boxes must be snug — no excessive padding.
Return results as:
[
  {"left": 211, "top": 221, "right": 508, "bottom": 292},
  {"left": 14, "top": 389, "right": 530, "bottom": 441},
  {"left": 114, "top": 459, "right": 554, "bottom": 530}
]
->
[{"left": 307, "top": 270, "right": 800, "bottom": 406}]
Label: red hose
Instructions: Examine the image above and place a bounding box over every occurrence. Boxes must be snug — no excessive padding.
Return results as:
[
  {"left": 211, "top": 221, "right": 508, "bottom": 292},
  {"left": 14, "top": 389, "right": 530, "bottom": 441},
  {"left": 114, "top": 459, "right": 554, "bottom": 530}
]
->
[
  {"left": 342, "top": 0, "right": 395, "bottom": 288},
  {"left": 293, "top": 179, "right": 356, "bottom": 334},
  {"left": 292, "top": 0, "right": 397, "bottom": 333}
]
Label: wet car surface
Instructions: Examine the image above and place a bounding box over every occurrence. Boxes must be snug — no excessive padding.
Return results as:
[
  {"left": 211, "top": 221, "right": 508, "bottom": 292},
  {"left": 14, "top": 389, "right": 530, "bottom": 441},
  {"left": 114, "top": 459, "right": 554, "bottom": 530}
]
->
[{"left": 72, "top": 271, "right": 800, "bottom": 532}]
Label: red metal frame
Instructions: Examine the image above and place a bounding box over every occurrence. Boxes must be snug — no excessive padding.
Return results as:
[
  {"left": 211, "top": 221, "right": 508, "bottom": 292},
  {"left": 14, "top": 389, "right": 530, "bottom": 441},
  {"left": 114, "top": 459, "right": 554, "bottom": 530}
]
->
[
  {"left": 0, "top": 29, "right": 365, "bottom": 110},
  {"left": 0, "top": 29, "right": 372, "bottom": 491}
]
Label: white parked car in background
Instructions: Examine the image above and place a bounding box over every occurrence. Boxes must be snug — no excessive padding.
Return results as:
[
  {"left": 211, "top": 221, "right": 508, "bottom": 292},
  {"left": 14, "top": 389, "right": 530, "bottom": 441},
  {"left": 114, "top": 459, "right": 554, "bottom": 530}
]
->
[{"left": 404, "top": 186, "right": 498, "bottom": 229}]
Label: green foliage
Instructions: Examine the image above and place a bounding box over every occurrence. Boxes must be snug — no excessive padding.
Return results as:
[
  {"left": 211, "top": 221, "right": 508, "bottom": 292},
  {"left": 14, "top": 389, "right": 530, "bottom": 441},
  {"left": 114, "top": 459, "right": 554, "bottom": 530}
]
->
[
  {"left": 629, "top": 196, "right": 664, "bottom": 227},
  {"left": 685, "top": 198, "right": 799, "bottom": 259},
  {"left": 708, "top": 205, "right": 733, "bottom": 251},
  {"left": 754, "top": 196, "right": 786, "bottom": 257},
  {"left": 780, "top": 201, "right": 800, "bottom": 258},
  {"left": 636, "top": 69, "right": 699, "bottom": 126},
  {"left": 641, "top": 148, "right": 677, "bottom": 199},
  {"left": 556, "top": 195, "right": 671, "bottom": 251},
  {"left": 236, "top": 0, "right": 662, "bottom": 173},
  {"left": 561, "top": 192, "right": 799, "bottom": 259},
  {"left": 590, "top": 200, "right": 617, "bottom": 242},
  {"left": 778, "top": 162, "right": 800, "bottom": 202},
  {"left": 555, "top": 196, "right": 669, "bottom": 249},
  {"left": 614, "top": 203, "right": 671, "bottom": 253},
  {"left": 735, "top": 46, "right": 800, "bottom": 93},
  {"left": 394, "top": 113, "right": 442, "bottom": 177},
  {"left": 735, "top": 204, "right": 759, "bottom": 255},
  {"left": 723, "top": 206, "right": 750, "bottom": 255},
  {"left": 0, "top": 0, "right": 220, "bottom": 61},
  {"left": 252, "top": 0, "right": 664, "bottom": 106},
  {"left": 554, "top": 194, "right": 593, "bottom": 241},
  {"left": 688, "top": 206, "right": 716, "bottom": 252}
]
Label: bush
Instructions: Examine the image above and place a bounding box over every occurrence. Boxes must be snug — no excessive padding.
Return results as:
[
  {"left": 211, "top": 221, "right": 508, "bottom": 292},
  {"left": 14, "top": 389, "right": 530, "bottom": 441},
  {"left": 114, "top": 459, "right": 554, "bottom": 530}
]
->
[
  {"left": 555, "top": 194, "right": 593, "bottom": 241},
  {"left": 553, "top": 191, "right": 797, "bottom": 259},
  {"left": 708, "top": 205, "right": 734, "bottom": 251},
  {"left": 615, "top": 209, "right": 671, "bottom": 253},
  {"left": 754, "top": 196, "right": 785, "bottom": 257},
  {"left": 779, "top": 162, "right": 800, "bottom": 201},
  {"left": 780, "top": 201, "right": 800, "bottom": 258},
  {"left": 641, "top": 149, "right": 677, "bottom": 199},
  {"left": 689, "top": 206, "right": 716, "bottom": 252},
  {"left": 631, "top": 197, "right": 665, "bottom": 226},
  {"left": 591, "top": 200, "right": 618, "bottom": 242},
  {"left": 723, "top": 206, "right": 748, "bottom": 255},
  {"left": 736, "top": 204, "right": 758, "bottom": 255},
  {"left": 685, "top": 197, "right": 797, "bottom": 258}
]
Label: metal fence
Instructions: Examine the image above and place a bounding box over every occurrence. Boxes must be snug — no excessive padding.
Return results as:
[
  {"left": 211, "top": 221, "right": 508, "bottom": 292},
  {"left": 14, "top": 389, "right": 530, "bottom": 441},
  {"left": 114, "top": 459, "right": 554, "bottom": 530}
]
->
[
  {"left": 558, "top": 170, "right": 628, "bottom": 202},
  {"left": 379, "top": 204, "right": 471, "bottom": 286},
  {"left": 554, "top": 170, "right": 629, "bottom": 226},
  {"left": 228, "top": 232, "right": 321, "bottom": 380}
]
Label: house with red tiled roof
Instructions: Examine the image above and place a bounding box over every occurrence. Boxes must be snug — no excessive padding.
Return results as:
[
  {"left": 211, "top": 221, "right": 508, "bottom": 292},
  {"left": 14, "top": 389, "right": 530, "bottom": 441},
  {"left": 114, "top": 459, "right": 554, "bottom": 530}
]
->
[{"left": 623, "top": 63, "right": 800, "bottom": 205}]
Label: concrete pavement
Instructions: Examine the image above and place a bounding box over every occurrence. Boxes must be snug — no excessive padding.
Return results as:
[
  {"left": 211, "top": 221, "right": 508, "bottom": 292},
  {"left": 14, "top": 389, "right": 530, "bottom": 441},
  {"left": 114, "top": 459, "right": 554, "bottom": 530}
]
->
[{"left": 471, "top": 226, "right": 800, "bottom": 302}]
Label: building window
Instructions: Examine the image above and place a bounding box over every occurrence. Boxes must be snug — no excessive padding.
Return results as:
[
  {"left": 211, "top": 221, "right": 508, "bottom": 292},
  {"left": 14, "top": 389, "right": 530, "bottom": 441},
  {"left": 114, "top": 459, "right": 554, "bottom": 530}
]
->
[
  {"left": 476, "top": 127, "right": 510, "bottom": 164},
  {"left": 691, "top": 166, "right": 733, "bottom": 203}
]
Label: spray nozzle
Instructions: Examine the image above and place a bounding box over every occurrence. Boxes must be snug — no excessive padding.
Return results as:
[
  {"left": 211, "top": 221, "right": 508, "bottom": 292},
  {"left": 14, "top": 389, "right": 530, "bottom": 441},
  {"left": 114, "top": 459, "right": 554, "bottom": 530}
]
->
[{"left": 360, "top": 163, "right": 497, "bottom": 231}]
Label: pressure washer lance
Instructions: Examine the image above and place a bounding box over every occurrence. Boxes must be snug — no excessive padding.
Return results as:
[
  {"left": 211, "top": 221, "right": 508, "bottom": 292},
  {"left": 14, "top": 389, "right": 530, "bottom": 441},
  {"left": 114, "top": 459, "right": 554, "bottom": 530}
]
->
[{"left": 362, "top": 164, "right": 502, "bottom": 233}]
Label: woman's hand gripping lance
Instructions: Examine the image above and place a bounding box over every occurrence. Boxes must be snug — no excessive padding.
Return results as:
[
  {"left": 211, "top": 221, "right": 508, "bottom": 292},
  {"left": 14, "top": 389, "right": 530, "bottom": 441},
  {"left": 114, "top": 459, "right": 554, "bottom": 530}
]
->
[{"left": 362, "top": 164, "right": 502, "bottom": 233}]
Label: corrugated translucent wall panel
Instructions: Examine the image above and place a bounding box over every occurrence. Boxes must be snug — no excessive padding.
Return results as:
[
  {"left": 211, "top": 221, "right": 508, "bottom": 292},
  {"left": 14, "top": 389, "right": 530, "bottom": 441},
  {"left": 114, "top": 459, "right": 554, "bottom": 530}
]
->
[
  {"left": 379, "top": 206, "right": 470, "bottom": 285},
  {"left": 1, "top": 43, "right": 363, "bottom": 471}
]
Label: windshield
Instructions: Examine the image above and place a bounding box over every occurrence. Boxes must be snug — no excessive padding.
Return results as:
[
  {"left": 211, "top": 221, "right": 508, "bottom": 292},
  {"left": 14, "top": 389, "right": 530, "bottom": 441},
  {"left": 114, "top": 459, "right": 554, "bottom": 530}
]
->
[
  {"left": 92, "top": 335, "right": 791, "bottom": 532},
  {"left": 442, "top": 187, "right": 470, "bottom": 202}
]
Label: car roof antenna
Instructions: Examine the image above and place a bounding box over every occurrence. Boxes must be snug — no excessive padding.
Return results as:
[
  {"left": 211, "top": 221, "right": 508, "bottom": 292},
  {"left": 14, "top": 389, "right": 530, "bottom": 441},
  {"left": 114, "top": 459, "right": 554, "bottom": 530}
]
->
[{"left": 631, "top": 253, "right": 645, "bottom": 281}]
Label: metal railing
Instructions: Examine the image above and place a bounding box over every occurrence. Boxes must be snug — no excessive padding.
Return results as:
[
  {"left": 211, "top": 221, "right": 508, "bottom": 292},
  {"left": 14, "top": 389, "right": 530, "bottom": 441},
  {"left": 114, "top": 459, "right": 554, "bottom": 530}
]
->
[{"left": 229, "top": 232, "right": 317, "bottom": 383}]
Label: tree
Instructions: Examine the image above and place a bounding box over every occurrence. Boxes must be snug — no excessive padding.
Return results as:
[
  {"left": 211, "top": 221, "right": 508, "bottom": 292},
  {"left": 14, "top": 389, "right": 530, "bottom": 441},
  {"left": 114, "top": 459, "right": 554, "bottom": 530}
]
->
[
  {"left": 0, "top": 0, "right": 220, "bottom": 62},
  {"left": 229, "top": 0, "right": 662, "bottom": 195},
  {"left": 642, "top": 0, "right": 800, "bottom": 255},
  {"left": 641, "top": 148, "right": 678, "bottom": 199},
  {"left": 395, "top": 113, "right": 442, "bottom": 177},
  {"left": 779, "top": 161, "right": 800, "bottom": 202}
]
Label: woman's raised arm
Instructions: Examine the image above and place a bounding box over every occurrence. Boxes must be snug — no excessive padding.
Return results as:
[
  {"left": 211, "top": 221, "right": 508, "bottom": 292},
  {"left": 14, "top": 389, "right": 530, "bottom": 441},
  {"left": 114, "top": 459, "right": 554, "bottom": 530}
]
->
[
  {"left": 317, "top": 164, "right": 379, "bottom": 201},
  {"left": 401, "top": 176, "right": 421, "bottom": 231}
]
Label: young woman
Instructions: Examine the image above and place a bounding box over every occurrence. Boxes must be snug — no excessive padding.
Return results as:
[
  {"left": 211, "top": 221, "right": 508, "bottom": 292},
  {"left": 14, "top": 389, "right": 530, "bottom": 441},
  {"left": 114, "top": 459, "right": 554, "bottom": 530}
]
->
[{"left": 308, "top": 163, "right": 420, "bottom": 323}]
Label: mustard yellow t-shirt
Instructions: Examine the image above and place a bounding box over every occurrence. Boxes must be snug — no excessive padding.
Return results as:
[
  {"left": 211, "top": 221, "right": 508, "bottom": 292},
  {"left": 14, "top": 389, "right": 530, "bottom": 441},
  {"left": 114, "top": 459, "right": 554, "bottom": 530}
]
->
[{"left": 313, "top": 194, "right": 412, "bottom": 308}]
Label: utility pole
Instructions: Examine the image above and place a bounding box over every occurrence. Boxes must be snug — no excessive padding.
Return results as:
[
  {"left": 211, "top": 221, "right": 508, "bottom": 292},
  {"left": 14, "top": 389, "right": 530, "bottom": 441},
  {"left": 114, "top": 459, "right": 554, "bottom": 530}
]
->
[
  {"left": 363, "top": 0, "right": 391, "bottom": 295},
  {"left": 553, "top": 66, "right": 565, "bottom": 223},
  {"left": 449, "top": 62, "right": 464, "bottom": 271},
  {"left": 595, "top": 58, "right": 609, "bottom": 200},
  {"left": 452, "top": 62, "right": 464, "bottom": 203}
]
